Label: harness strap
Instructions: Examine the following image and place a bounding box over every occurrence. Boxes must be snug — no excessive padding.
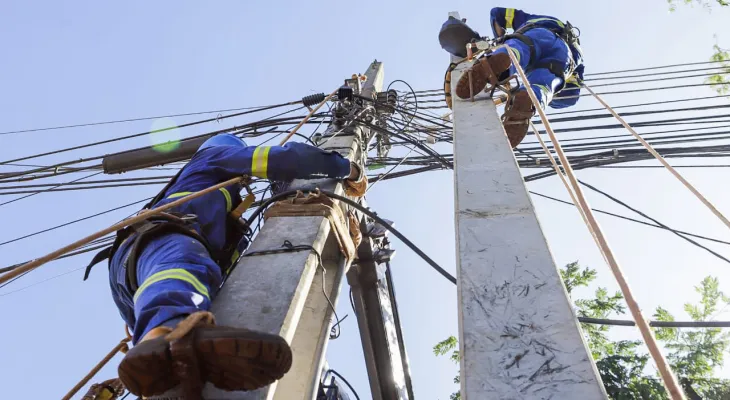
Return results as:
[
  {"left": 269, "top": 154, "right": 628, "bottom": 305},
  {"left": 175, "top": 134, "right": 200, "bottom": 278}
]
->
[
  {"left": 124, "top": 218, "right": 211, "bottom": 293},
  {"left": 83, "top": 247, "right": 113, "bottom": 280},
  {"left": 501, "top": 32, "right": 536, "bottom": 62},
  {"left": 535, "top": 61, "right": 568, "bottom": 85},
  {"left": 83, "top": 213, "right": 214, "bottom": 294},
  {"left": 85, "top": 176, "right": 255, "bottom": 289}
]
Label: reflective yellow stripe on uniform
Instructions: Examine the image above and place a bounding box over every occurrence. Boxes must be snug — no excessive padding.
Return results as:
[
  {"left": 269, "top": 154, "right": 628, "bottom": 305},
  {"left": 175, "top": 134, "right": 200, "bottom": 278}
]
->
[
  {"left": 133, "top": 268, "right": 210, "bottom": 303},
  {"left": 225, "top": 250, "right": 241, "bottom": 275},
  {"left": 251, "top": 146, "right": 271, "bottom": 179},
  {"left": 219, "top": 188, "right": 232, "bottom": 212},
  {"left": 526, "top": 18, "right": 565, "bottom": 28},
  {"left": 167, "top": 191, "right": 193, "bottom": 199},
  {"left": 505, "top": 8, "right": 515, "bottom": 30}
]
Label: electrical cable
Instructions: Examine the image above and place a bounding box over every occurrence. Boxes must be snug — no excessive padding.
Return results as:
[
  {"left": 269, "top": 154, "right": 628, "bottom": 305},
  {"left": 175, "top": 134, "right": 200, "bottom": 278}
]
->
[
  {"left": 535, "top": 103, "right": 730, "bottom": 125},
  {"left": 585, "top": 59, "right": 730, "bottom": 77},
  {"left": 366, "top": 146, "right": 416, "bottom": 194},
  {"left": 0, "top": 104, "right": 307, "bottom": 169},
  {"left": 324, "top": 370, "right": 361, "bottom": 400},
  {"left": 577, "top": 179, "right": 730, "bottom": 264},
  {"left": 0, "top": 170, "right": 103, "bottom": 207},
  {"left": 547, "top": 95, "right": 730, "bottom": 116},
  {"left": 0, "top": 159, "right": 104, "bottom": 182},
  {"left": 0, "top": 197, "right": 151, "bottom": 247},
  {"left": 0, "top": 101, "right": 299, "bottom": 135},
  {"left": 578, "top": 317, "right": 730, "bottom": 328},
  {"left": 584, "top": 65, "right": 730, "bottom": 82},
  {"left": 0, "top": 114, "right": 320, "bottom": 185},
  {"left": 528, "top": 191, "right": 730, "bottom": 246},
  {"left": 0, "top": 265, "right": 87, "bottom": 297},
  {"left": 0, "top": 175, "right": 175, "bottom": 190},
  {"left": 0, "top": 181, "right": 169, "bottom": 196},
  {"left": 243, "top": 189, "right": 456, "bottom": 284}
]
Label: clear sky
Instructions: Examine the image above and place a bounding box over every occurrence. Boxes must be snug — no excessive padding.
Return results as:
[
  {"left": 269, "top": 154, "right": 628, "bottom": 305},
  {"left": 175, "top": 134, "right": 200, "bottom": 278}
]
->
[{"left": 2, "top": 1, "right": 730, "bottom": 399}]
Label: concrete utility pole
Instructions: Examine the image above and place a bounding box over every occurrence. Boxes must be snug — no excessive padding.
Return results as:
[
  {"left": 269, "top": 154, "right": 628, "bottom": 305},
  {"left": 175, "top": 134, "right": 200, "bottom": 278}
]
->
[
  {"left": 147, "top": 60, "right": 411, "bottom": 400},
  {"left": 448, "top": 11, "right": 607, "bottom": 400}
]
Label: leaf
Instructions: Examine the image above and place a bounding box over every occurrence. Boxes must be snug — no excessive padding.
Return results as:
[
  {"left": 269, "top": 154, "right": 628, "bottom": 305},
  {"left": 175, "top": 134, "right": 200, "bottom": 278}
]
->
[
  {"left": 654, "top": 307, "right": 678, "bottom": 342},
  {"left": 668, "top": 0, "right": 730, "bottom": 11},
  {"left": 706, "top": 44, "right": 730, "bottom": 95},
  {"left": 434, "top": 336, "right": 458, "bottom": 356}
]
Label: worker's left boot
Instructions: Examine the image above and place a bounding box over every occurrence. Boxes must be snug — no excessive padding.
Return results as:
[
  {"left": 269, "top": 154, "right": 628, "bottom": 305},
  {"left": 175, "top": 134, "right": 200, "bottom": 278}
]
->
[
  {"left": 455, "top": 52, "right": 512, "bottom": 99},
  {"left": 118, "top": 312, "right": 292, "bottom": 398},
  {"left": 501, "top": 90, "right": 535, "bottom": 148}
]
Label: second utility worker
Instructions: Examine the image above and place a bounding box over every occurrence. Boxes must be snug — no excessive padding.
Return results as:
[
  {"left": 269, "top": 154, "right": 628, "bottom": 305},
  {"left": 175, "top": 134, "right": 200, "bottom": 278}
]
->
[{"left": 85, "top": 133, "right": 366, "bottom": 397}]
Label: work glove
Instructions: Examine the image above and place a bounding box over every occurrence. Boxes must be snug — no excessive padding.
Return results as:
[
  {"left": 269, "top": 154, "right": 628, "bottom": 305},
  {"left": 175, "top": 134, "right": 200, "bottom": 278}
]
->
[
  {"left": 348, "top": 211, "right": 362, "bottom": 249},
  {"left": 345, "top": 162, "right": 368, "bottom": 197}
]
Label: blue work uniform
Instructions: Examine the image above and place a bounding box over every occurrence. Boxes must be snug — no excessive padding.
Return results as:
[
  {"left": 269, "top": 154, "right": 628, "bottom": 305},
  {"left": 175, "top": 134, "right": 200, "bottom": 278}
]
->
[
  {"left": 108, "top": 137, "right": 351, "bottom": 343},
  {"left": 490, "top": 7, "right": 585, "bottom": 109}
]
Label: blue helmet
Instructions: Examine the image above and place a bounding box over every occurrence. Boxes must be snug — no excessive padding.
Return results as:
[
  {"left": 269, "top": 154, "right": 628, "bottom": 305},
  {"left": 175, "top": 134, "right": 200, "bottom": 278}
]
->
[{"left": 198, "top": 134, "right": 248, "bottom": 152}]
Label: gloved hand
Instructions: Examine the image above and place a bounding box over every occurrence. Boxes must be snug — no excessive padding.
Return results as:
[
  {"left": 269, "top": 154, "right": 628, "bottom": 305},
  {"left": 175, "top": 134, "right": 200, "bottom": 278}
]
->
[
  {"left": 345, "top": 162, "right": 368, "bottom": 197},
  {"left": 348, "top": 211, "right": 362, "bottom": 249}
]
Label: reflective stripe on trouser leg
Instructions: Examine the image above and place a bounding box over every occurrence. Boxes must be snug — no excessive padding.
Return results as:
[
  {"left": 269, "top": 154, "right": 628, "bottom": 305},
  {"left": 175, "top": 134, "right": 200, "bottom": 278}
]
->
[
  {"left": 133, "top": 269, "right": 210, "bottom": 303},
  {"left": 132, "top": 264, "right": 219, "bottom": 342},
  {"left": 117, "top": 233, "right": 222, "bottom": 343}
]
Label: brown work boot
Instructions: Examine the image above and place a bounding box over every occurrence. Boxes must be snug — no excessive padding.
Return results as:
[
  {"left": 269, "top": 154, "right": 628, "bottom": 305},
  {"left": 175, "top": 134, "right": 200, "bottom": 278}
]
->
[
  {"left": 455, "top": 52, "right": 512, "bottom": 99},
  {"left": 118, "top": 312, "right": 292, "bottom": 398},
  {"left": 501, "top": 90, "right": 536, "bottom": 148}
]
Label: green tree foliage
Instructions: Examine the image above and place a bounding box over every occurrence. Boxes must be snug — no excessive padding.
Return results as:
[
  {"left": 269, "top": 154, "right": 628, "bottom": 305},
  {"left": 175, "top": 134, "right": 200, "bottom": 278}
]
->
[
  {"left": 706, "top": 44, "right": 730, "bottom": 95},
  {"left": 433, "top": 336, "right": 461, "bottom": 400},
  {"left": 434, "top": 263, "right": 730, "bottom": 399},
  {"left": 667, "top": 0, "right": 730, "bottom": 95},
  {"left": 667, "top": 0, "right": 729, "bottom": 12}
]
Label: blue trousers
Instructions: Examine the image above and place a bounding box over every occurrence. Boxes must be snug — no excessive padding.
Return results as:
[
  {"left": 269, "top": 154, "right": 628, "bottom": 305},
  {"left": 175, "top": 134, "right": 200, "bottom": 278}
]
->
[
  {"left": 109, "top": 233, "right": 222, "bottom": 344},
  {"left": 494, "top": 28, "right": 571, "bottom": 109}
]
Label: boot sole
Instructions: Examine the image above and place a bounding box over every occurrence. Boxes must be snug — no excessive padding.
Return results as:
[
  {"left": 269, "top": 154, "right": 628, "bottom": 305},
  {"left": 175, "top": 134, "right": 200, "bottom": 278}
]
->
[
  {"left": 119, "top": 330, "right": 293, "bottom": 396},
  {"left": 455, "top": 53, "right": 511, "bottom": 100},
  {"left": 503, "top": 91, "right": 533, "bottom": 148}
]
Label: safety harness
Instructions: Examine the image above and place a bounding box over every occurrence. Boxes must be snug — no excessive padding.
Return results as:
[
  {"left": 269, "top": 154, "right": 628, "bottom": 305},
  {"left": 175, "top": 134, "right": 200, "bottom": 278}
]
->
[
  {"left": 83, "top": 165, "right": 256, "bottom": 296},
  {"left": 498, "top": 20, "right": 582, "bottom": 85}
]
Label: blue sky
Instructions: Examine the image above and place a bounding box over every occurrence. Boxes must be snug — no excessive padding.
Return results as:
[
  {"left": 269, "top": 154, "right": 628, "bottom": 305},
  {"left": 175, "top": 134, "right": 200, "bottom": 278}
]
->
[{"left": 2, "top": 1, "right": 730, "bottom": 399}]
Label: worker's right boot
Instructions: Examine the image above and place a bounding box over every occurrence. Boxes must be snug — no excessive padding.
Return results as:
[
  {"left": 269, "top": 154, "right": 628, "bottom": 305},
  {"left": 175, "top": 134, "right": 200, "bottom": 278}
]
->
[
  {"left": 118, "top": 312, "right": 292, "bottom": 398},
  {"left": 455, "top": 52, "right": 512, "bottom": 99}
]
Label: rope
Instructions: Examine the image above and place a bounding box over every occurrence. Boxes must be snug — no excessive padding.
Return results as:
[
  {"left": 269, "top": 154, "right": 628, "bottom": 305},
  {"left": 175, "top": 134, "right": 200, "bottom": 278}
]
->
[
  {"left": 501, "top": 45, "right": 686, "bottom": 400},
  {"left": 583, "top": 83, "right": 730, "bottom": 232},
  {"left": 0, "top": 176, "right": 244, "bottom": 285},
  {"left": 62, "top": 337, "right": 131, "bottom": 400},
  {"left": 165, "top": 311, "right": 215, "bottom": 341},
  {"left": 530, "top": 122, "right": 609, "bottom": 264},
  {"left": 279, "top": 89, "right": 337, "bottom": 145}
]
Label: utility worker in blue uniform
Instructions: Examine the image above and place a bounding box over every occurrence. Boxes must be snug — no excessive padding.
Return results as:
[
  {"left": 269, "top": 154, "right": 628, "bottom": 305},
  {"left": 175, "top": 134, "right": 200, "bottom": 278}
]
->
[
  {"left": 441, "top": 7, "right": 585, "bottom": 147},
  {"left": 85, "top": 133, "right": 365, "bottom": 397}
]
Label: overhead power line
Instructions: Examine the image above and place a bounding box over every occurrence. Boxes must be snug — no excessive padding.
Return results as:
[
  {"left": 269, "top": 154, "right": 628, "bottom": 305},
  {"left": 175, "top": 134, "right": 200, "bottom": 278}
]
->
[
  {"left": 0, "top": 102, "right": 300, "bottom": 136},
  {"left": 0, "top": 198, "right": 151, "bottom": 247},
  {"left": 0, "top": 102, "right": 302, "bottom": 167}
]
